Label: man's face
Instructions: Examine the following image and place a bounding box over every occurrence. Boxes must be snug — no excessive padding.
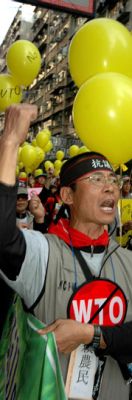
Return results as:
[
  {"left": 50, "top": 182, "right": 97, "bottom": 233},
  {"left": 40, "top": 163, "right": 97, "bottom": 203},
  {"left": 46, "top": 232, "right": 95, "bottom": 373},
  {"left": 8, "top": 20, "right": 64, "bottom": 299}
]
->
[
  {"left": 69, "top": 171, "right": 120, "bottom": 226},
  {"left": 16, "top": 195, "right": 28, "bottom": 213},
  {"left": 47, "top": 167, "right": 54, "bottom": 177},
  {"left": 37, "top": 176, "right": 46, "bottom": 185},
  {"left": 122, "top": 179, "right": 131, "bottom": 195}
]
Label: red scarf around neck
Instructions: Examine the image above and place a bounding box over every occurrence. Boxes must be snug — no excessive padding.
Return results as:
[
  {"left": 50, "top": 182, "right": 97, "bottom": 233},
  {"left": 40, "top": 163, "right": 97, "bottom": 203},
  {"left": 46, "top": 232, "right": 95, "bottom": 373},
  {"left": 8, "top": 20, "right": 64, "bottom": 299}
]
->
[{"left": 48, "top": 218, "right": 109, "bottom": 248}]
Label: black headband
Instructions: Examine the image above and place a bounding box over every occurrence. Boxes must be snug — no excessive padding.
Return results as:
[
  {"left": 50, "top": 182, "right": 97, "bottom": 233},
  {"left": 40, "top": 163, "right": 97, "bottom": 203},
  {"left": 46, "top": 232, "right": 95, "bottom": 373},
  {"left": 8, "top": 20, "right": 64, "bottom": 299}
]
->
[{"left": 60, "top": 151, "right": 113, "bottom": 187}]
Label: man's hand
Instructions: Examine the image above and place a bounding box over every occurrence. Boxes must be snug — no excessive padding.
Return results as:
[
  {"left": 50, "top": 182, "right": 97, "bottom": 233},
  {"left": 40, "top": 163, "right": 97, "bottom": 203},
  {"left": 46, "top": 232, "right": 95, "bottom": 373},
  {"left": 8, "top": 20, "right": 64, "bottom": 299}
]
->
[
  {"left": 0, "top": 103, "right": 38, "bottom": 185},
  {"left": 29, "top": 194, "right": 45, "bottom": 223},
  {"left": 38, "top": 319, "right": 94, "bottom": 354},
  {"left": 3, "top": 103, "right": 38, "bottom": 146}
]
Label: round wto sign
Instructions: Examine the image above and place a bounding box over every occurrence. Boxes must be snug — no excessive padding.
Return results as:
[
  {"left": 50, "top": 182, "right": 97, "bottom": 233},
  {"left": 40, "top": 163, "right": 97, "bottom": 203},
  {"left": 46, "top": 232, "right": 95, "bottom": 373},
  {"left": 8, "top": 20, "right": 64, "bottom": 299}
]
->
[{"left": 67, "top": 279, "right": 127, "bottom": 326}]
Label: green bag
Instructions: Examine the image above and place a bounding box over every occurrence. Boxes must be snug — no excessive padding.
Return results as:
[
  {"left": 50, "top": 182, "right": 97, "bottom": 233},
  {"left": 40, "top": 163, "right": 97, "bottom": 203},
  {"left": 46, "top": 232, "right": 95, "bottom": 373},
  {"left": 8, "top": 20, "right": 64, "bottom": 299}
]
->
[{"left": 0, "top": 295, "right": 67, "bottom": 400}]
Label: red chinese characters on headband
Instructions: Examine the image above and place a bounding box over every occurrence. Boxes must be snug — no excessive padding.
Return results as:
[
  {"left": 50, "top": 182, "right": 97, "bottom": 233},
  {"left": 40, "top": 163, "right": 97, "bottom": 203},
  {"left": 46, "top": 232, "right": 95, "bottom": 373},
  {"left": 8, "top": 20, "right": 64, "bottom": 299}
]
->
[{"left": 67, "top": 279, "right": 127, "bottom": 326}]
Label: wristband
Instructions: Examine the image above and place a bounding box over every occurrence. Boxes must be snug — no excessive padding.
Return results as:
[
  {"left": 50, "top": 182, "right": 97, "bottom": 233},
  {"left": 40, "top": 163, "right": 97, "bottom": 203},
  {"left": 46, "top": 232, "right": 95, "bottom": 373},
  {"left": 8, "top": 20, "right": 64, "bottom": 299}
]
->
[{"left": 91, "top": 325, "right": 101, "bottom": 350}]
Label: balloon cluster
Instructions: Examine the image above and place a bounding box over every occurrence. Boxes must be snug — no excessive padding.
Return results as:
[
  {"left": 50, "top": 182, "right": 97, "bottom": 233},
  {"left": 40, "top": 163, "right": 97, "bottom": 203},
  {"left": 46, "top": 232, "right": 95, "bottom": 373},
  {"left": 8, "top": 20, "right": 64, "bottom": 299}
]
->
[
  {"left": 17, "top": 137, "right": 91, "bottom": 178},
  {"left": 17, "top": 128, "right": 53, "bottom": 176},
  {"left": 17, "top": 128, "right": 71, "bottom": 178},
  {"left": 68, "top": 18, "right": 132, "bottom": 164},
  {"left": 0, "top": 40, "right": 41, "bottom": 112}
]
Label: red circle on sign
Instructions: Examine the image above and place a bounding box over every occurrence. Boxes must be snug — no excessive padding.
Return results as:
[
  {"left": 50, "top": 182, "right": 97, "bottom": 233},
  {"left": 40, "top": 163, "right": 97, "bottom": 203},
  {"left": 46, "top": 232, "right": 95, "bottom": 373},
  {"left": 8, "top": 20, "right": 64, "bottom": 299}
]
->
[{"left": 67, "top": 279, "right": 127, "bottom": 326}]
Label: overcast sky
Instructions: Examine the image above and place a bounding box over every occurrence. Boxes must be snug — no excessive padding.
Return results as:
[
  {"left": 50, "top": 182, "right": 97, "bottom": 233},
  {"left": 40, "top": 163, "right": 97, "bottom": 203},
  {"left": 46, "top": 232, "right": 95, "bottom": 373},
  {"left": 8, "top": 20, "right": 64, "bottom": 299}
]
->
[{"left": 0, "top": 1, "right": 21, "bottom": 45}]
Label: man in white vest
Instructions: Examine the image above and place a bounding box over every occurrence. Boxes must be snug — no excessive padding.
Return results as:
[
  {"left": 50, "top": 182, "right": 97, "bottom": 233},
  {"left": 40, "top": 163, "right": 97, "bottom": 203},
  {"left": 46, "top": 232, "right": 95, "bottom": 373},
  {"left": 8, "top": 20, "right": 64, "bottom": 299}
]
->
[{"left": 0, "top": 104, "right": 132, "bottom": 400}]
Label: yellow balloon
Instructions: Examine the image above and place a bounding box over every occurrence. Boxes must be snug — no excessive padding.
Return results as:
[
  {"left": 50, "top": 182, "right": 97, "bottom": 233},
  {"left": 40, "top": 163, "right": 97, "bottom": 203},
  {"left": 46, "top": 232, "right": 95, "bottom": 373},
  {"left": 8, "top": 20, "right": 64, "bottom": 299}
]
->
[
  {"left": 54, "top": 160, "right": 62, "bottom": 170},
  {"left": 43, "top": 128, "right": 51, "bottom": 139},
  {"left": 0, "top": 74, "right": 22, "bottom": 111},
  {"left": 44, "top": 161, "right": 54, "bottom": 171},
  {"left": 34, "top": 168, "right": 44, "bottom": 178},
  {"left": 69, "top": 145, "right": 79, "bottom": 157},
  {"left": 36, "top": 130, "right": 49, "bottom": 149},
  {"left": 21, "top": 145, "right": 37, "bottom": 168},
  {"left": 19, "top": 171, "right": 27, "bottom": 179},
  {"left": 56, "top": 150, "right": 64, "bottom": 161},
  {"left": 54, "top": 169, "right": 60, "bottom": 177},
  {"left": 44, "top": 140, "right": 53, "bottom": 153},
  {"left": 73, "top": 72, "right": 132, "bottom": 165},
  {"left": 78, "top": 146, "right": 90, "bottom": 154},
  {"left": 69, "top": 18, "right": 132, "bottom": 87},
  {"left": 6, "top": 40, "right": 41, "bottom": 87}
]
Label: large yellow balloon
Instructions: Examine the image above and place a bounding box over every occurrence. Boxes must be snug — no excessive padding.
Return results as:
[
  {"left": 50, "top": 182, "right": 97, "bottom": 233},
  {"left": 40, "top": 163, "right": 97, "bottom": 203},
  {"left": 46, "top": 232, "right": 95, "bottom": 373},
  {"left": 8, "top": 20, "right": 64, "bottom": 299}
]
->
[
  {"left": 20, "top": 145, "right": 37, "bottom": 168},
  {"left": 0, "top": 74, "right": 22, "bottom": 111},
  {"left": 72, "top": 73, "right": 132, "bottom": 164},
  {"left": 56, "top": 150, "right": 64, "bottom": 161},
  {"left": 69, "top": 18, "right": 132, "bottom": 87},
  {"left": 36, "top": 130, "right": 49, "bottom": 149},
  {"left": 69, "top": 145, "right": 79, "bottom": 157},
  {"left": 6, "top": 40, "right": 41, "bottom": 87}
]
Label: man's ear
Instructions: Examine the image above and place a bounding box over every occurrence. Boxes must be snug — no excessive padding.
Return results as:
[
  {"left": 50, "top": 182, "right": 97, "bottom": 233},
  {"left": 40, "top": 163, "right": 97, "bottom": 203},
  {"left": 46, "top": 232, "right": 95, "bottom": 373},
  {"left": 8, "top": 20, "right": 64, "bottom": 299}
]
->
[{"left": 60, "top": 187, "right": 73, "bottom": 205}]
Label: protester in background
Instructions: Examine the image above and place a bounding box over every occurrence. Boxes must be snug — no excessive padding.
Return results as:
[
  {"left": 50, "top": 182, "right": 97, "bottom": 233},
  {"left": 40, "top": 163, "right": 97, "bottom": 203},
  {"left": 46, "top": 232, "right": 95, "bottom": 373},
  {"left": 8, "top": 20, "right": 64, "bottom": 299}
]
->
[
  {"left": 43, "top": 183, "right": 62, "bottom": 230},
  {"left": 116, "top": 175, "right": 132, "bottom": 249},
  {"left": 39, "top": 167, "right": 55, "bottom": 206},
  {"left": 16, "top": 186, "right": 34, "bottom": 229},
  {"left": 16, "top": 184, "right": 45, "bottom": 231},
  {"left": 1, "top": 104, "right": 132, "bottom": 400},
  {"left": 121, "top": 175, "right": 132, "bottom": 199},
  {"left": 28, "top": 174, "right": 35, "bottom": 188},
  {"left": 34, "top": 171, "right": 47, "bottom": 188}
]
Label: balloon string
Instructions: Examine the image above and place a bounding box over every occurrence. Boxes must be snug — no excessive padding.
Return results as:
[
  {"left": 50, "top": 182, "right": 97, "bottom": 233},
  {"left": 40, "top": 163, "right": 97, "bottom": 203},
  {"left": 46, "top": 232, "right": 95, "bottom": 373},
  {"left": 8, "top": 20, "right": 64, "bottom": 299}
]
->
[{"left": 119, "top": 164, "right": 123, "bottom": 243}]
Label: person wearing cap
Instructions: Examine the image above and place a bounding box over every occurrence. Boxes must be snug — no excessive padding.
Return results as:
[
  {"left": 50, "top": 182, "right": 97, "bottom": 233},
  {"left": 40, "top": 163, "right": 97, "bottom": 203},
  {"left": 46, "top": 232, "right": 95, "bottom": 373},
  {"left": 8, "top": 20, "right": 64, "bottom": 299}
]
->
[
  {"left": 1, "top": 104, "right": 132, "bottom": 400},
  {"left": 34, "top": 169, "right": 47, "bottom": 188},
  {"left": 16, "top": 186, "right": 34, "bottom": 229},
  {"left": 16, "top": 184, "right": 47, "bottom": 233}
]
